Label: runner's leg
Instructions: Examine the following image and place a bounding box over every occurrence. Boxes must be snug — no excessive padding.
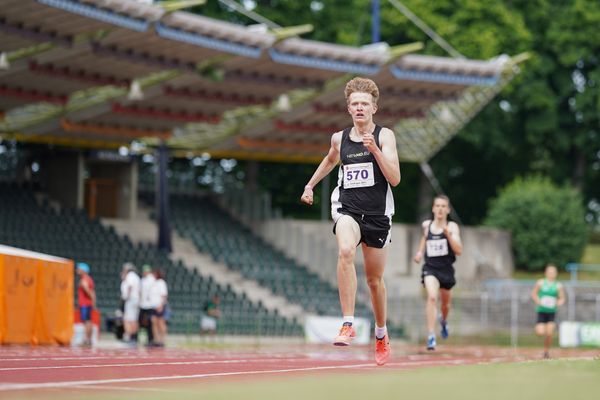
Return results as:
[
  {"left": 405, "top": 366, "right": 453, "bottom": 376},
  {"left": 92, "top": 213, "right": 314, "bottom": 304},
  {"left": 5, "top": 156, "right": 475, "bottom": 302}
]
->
[{"left": 335, "top": 215, "right": 361, "bottom": 316}]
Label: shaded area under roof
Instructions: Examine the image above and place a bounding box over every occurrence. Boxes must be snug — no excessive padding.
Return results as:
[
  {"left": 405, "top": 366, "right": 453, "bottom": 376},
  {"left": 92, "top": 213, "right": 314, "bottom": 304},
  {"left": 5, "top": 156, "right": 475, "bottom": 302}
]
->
[{"left": 0, "top": 0, "right": 523, "bottom": 163}]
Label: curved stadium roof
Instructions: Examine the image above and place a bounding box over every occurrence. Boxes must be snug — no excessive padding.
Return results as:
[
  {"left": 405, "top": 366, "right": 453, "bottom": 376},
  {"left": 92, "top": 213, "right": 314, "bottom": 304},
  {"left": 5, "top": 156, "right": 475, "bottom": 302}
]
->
[{"left": 0, "top": 0, "right": 522, "bottom": 163}]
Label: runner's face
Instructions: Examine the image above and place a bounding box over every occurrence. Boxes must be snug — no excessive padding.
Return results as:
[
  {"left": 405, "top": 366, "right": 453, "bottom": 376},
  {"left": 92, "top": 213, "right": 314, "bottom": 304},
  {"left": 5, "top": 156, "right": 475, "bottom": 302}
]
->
[
  {"left": 432, "top": 198, "right": 450, "bottom": 220},
  {"left": 545, "top": 266, "right": 557, "bottom": 280},
  {"left": 347, "top": 92, "right": 377, "bottom": 123}
]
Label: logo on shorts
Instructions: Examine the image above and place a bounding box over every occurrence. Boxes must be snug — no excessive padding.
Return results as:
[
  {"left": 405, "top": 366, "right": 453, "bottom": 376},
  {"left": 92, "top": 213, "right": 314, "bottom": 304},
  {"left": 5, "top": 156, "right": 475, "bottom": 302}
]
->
[{"left": 378, "top": 238, "right": 384, "bottom": 243}]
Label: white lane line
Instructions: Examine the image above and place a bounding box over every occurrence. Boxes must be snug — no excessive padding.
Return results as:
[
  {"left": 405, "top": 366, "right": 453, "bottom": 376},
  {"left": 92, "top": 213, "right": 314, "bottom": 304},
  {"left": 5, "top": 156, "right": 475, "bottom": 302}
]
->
[
  {"left": 69, "top": 385, "right": 174, "bottom": 393},
  {"left": 0, "top": 356, "right": 156, "bottom": 362},
  {"left": 0, "top": 353, "right": 307, "bottom": 362},
  {"left": 0, "top": 358, "right": 310, "bottom": 372},
  {"left": 0, "top": 363, "right": 375, "bottom": 391}
]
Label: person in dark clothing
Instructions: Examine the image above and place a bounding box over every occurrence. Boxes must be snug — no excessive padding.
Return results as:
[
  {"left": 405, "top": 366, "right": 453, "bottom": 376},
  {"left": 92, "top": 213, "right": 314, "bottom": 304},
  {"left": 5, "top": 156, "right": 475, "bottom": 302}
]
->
[
  {"left": 300, "top": 77, "right": 401, "bottom": 366},
  {"left": 414, "top": 195, "right": 463, "bottom": 351}
]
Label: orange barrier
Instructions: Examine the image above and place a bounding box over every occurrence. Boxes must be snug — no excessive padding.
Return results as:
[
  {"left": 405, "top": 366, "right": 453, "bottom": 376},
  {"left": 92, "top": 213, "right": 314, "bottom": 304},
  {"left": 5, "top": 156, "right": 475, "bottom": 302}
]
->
[{"left": 0, "top": 245, "right": 73, "bottom": 345}]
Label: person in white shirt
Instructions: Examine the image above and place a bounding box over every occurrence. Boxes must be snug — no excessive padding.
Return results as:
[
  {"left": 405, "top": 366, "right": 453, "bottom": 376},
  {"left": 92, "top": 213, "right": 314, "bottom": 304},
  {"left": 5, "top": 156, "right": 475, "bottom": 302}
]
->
[
  {"left": 151, "top": 269, "right": 169, "bottom": 347},
  {"left": 139, "top": 264, "right": 156, "bottom": 345},
  {"left": 120, "top": 262, "right": 141, "bottom": 343}
]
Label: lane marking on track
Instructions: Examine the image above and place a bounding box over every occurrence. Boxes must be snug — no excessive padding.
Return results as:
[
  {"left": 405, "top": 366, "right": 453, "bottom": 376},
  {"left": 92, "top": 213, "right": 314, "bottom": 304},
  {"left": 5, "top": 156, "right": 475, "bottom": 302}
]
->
[
  {"left": 0, "top": 356, "right": 159, "bottom": 362},
  {"left": 0, "top": 358, "right": 308, "bottom": 371},
  {"left": 0, "top": 353, "right": 311, "bottom": 362},
  {"left": 0, "top": 363, "right": 377, "bottom": 391},
  {"left": 69, "top": 385, "right": 175, "bottom": 392}
]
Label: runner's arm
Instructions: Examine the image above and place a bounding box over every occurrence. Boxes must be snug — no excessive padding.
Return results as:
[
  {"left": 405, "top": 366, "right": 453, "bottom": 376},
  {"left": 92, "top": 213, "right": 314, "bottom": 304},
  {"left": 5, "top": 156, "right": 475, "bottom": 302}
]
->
[
  {"left": 301, "top": 132, "right": 342, "bottom": 205},
  {"left": 557, "top": 283, "right": 566, "bottom": 306},
  {"left": 368, "top": 128, "right": 400, "bottom": 187},
  {"left": 445, "top": 222, "right": 463, "bottom": 256},
  {"left": 531, "top": 280, "right": 542, "bottom": 305},
  {"left": 413, "top": 221, "right": 429, "bottom": 263}
]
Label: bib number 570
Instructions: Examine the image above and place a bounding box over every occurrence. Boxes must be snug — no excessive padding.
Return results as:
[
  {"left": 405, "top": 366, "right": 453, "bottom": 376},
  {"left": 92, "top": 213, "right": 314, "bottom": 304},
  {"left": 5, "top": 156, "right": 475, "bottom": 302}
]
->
[{"left": 346, "top": 169, "right": 369, "bottom": 181}]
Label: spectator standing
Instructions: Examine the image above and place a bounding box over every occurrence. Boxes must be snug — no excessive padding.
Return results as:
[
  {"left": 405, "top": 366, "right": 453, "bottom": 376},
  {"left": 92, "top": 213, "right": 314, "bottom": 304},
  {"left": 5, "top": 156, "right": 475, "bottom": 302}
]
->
[
  {"left": 120, "top": 262, "right": 140, "bottom": 344},
  {"left": 151, "top": 269, "right": 168, "bottom": 347},
  {"left": 139, "top": 264, "right": 156, "bottom": 346},
  {"left": 76, "top": 262, "right": 95, "bottom": 347}
]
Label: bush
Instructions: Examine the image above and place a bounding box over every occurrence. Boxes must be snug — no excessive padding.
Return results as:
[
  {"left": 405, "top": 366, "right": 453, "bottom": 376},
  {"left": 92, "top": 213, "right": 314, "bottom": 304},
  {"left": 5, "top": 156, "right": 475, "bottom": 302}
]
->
[{"left": 485, "top": 176, "right": 587, "bottom": 271}]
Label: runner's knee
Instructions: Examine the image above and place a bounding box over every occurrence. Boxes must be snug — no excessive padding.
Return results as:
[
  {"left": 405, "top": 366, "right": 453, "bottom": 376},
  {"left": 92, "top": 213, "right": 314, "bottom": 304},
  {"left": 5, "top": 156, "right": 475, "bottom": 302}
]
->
[
  {"left": 338, "top": 245, "right": 355, "bottom": 263},
  {"left": 366, "top": 275, "right": 384, "bottom": 291}
]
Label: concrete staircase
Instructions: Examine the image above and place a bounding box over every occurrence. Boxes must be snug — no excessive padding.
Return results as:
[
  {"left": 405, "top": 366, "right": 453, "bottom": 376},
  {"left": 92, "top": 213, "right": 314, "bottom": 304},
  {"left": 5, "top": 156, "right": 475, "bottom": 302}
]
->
[{"left": 101, "top": 206, "right": 305, "bottom": 322}]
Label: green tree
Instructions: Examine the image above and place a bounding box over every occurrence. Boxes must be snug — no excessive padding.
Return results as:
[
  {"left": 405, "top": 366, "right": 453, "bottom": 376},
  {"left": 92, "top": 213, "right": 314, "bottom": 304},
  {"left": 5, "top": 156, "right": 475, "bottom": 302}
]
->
[
  {"left": 378, "top": 0, "right": 534, "bottom": 223},
  {"left": 196, "top": 0, "right": 373, "bottom": 45},
  {"left": 485, "top": 176, "right": 587, "bottom": 271},
  {"left": 382, "top": 0, "right": 600, "bottom": 227}
]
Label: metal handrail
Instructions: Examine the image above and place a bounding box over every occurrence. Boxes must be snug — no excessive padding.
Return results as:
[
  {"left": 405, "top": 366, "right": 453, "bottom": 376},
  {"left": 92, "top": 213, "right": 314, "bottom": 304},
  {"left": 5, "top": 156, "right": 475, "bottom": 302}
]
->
[{"left": 565, "top": 263, "right": 600, "bottom": 282}]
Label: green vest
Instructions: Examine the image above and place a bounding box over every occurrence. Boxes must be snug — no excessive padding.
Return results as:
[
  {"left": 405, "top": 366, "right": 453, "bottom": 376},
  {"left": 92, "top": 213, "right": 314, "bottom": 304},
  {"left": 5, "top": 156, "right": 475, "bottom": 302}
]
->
[{"left": 536, "top": 279, "right": 559, "bottom": 313}]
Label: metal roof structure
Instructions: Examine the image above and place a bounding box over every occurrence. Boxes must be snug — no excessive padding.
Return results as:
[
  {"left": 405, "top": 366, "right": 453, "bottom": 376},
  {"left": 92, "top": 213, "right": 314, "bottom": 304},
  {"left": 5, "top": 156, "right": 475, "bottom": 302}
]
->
[{"left": 0, "top": 0, "right": 524, "bottom": 163}]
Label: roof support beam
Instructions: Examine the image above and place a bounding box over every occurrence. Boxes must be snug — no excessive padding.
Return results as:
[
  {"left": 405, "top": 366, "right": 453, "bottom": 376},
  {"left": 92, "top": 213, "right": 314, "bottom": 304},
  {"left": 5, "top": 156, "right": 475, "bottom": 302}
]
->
[
  {"left": 0, "top": 28, "right": 111, "bottom": 78},
  {"left": 1, "top": 70, "right": 181, "bottom": 134},
  {"left": 158, "top": 0, "right": 207, "bottom": 13},
  {"left": 270, "top": 24, "right": 314, "bottom": 41},
  {"left": 395, "top": 54, "right": 529, "bottom": 162}
]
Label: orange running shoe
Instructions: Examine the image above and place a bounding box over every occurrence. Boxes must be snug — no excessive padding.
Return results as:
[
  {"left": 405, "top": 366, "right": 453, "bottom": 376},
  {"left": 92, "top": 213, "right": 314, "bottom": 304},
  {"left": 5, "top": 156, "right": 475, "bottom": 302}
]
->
[
  {"left": 333, "top": 324, "right": 356, "bottom": 346},
  {"left": 375, "top": 335, "right": 391, "bottom": 366}
]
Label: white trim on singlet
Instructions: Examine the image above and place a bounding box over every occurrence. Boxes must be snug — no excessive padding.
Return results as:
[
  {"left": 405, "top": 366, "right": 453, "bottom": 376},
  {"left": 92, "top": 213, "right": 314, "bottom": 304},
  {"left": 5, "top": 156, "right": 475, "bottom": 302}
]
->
[
  {"left": 330, "top": 166, "right": 343, "bottom": 222},
  {"left": 384, "top": 183, "right": 394, "bottom": 218}
]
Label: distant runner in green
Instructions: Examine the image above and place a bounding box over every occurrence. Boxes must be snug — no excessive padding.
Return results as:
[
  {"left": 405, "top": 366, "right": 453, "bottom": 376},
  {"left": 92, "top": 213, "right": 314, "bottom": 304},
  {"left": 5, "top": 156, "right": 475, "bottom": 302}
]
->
[{"left": 531, "top": 264, "right": 566, "bottom": 359}]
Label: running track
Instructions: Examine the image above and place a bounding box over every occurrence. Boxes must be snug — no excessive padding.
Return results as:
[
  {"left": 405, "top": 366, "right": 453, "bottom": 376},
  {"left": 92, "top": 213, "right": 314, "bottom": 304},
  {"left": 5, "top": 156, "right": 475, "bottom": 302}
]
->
[{"left": 0, "top": 344, "right": 596, "bottom": 396}]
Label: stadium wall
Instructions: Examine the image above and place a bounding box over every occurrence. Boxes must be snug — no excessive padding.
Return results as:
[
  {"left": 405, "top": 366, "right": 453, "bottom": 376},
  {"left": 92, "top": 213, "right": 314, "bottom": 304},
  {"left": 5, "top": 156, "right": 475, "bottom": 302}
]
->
[{"left": 257, "top": 220, "right": 513, "bottom": 296}]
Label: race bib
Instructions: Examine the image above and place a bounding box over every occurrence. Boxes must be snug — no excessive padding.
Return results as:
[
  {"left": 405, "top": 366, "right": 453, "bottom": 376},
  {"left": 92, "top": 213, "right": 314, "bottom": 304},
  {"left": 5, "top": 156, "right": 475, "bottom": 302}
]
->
[
  {"left": 344, "top": 162, "right": 375, "bottom": 189},
  {"left": 426, "top": 239, "right": 448, "bottom": 257},
  {"left": 540, "top": 296, "right": 557, "bottom": 309}
]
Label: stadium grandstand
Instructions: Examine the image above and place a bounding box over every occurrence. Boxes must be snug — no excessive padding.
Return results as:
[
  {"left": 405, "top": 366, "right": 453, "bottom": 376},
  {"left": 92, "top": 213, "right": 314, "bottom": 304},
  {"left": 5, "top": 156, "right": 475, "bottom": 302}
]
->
[{"left": 0, "top": 181, "right": 303, "bottom": 336}]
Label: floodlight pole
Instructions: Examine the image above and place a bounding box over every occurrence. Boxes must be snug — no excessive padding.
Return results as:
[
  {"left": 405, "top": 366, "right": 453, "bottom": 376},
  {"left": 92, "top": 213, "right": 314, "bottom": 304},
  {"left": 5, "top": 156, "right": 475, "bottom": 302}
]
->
[
  {"left": 372, "top": 0, "right": 381, "bottom": 43},
  {"left": 156, "top": 140, "right": 172, "bottom": 253}
]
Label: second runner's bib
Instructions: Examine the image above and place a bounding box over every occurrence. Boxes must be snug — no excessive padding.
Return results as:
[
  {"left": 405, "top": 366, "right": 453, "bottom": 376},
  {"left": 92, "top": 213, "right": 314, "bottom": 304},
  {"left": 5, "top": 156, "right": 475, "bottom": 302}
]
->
[{"left": 426, "top": 238, "right": 449, "bottom": 257}]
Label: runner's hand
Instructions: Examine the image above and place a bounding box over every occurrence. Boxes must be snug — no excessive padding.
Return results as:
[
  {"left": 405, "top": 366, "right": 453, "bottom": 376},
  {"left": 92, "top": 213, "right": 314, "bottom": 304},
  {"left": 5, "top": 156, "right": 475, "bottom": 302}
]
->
[
  {"left": 301, "top": 186, "right": 313, "bottom": 205},
  {"left": 443, "top": 225, "right": 451, "bottom": 238},
  {"left": 362, "top": 133, "right": 377, "bottom": 152},
  {"left": 414, "top": 251, "right": 422, "bottom": 264}
]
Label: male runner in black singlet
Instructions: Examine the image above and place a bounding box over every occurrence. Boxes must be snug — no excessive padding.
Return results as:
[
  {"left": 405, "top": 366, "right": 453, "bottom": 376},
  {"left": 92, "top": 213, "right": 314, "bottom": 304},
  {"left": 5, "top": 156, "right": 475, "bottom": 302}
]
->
[
  {"left": 301, "top": 77, "right": 401, "bottom": 366},
  {"left": 414, "top": 195, "right": 462, "bottom": 350}
]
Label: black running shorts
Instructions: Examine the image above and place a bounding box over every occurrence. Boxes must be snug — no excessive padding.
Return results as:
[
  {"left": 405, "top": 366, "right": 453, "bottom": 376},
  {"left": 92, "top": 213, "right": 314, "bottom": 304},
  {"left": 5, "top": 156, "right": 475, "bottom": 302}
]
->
[
  {"left": 332, "top": 210, "right": 391, "bottom": 249},
  {"left": 421, "top": 264, "right": 456, "bottom": 290},
  {"left": 536, "top": 312, "right": 556, "bottom": 324}
]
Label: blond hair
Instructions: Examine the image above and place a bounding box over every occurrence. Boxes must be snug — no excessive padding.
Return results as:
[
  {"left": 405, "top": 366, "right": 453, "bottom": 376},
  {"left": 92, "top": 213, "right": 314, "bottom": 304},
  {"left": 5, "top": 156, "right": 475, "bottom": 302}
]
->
[{"left": 344, "top": 77, "right": 379, "bottom": 104}]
